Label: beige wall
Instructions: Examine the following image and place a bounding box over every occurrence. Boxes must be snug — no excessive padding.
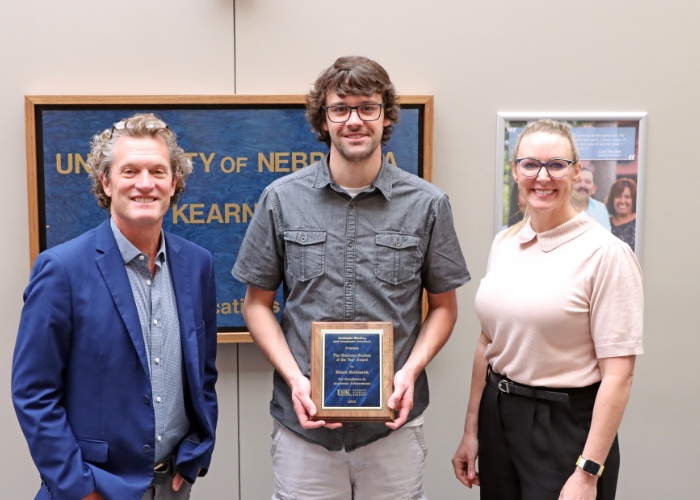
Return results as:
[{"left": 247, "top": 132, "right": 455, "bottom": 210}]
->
[{"left": 2, "top": 1, "right": 698, "bottom": 498}]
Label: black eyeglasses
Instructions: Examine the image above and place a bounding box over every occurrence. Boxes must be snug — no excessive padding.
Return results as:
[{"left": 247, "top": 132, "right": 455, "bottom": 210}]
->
[
  {"left": 108, "top": 118, "right": 170, "bottom": 139},
  {"left": 322, "top": 103, "right": 385, "bottom": 123},
  {"left": 515, "top": 157, "right": 574, "bottom": 178}
]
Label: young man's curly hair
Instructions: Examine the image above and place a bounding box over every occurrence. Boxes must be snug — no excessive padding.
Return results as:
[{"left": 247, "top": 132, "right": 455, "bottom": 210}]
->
[{"left": 306, "top": 56, "right": 400, "bottom": 146}]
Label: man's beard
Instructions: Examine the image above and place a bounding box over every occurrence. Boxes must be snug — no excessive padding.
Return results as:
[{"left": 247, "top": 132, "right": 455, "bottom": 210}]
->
[{"left": 331, "top": 132, "right": 380, "bottom": 163}]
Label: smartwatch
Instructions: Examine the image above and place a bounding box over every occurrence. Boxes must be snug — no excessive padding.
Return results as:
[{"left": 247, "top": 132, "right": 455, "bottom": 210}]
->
[{"left": 576, "top": 455, "right": 604, "bottom": 477}]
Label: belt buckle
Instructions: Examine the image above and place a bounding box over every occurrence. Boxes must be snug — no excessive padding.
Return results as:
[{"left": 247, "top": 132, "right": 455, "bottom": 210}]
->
[
  {"left": 154, "top": 460, "right": 171, "bottom": 473},
  {"left": 497, "top": 379, "right": 510, "bottom": 394},
  {"left": 152, "top": 456, "right": 173, "bottom": 485}
]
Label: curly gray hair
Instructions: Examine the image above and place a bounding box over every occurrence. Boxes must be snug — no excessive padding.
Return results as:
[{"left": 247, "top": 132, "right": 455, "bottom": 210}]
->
[{"left": 87, "top": 113, "right": 193, "bottom": 209}]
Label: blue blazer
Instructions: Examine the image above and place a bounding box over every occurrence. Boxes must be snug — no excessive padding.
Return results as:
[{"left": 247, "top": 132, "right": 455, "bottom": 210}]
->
[{"left": 12, "top": 219, "right": 218, "bottom": 500}]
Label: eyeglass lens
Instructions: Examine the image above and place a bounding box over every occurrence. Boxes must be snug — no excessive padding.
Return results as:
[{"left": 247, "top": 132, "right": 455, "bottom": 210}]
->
[{"left": 518, "top": 158, "right": 570, "bottom": 178}]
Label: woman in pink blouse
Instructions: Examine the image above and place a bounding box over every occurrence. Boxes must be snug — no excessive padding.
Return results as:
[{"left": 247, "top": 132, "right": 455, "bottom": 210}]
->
[{"left": 452, "top": 119, "right": 643, "bottom": 499}]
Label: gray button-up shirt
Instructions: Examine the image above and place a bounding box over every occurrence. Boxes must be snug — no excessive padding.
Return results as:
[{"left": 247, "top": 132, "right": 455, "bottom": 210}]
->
[
  {"left": 233, "top": 156, "right": 470, "bottom": 451},
  {"left": 111, "top": 219, "right": 189, "bottom": 464}
]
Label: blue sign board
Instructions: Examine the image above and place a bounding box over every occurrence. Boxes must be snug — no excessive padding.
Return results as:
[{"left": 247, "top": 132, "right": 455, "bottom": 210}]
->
[{"left": 30, "top": 99, "right": 428, "bottom": 332}]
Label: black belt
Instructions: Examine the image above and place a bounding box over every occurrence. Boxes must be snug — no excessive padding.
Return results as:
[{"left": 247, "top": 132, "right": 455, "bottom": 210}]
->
[
  {"left": 487, "top": 368, "right": 569, "bottom": 402},
  {"left": 152, "top": 455, "right": 175, "bottom": 485}
]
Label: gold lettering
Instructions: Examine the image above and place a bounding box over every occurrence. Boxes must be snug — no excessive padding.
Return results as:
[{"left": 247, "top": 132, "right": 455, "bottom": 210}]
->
[
  {"left": 218, "top": 298, "right": 279, "bottom": 315},
  {"left": 225, "top": 204, "right": 240, "bottom": 224},
  {"left": 206, "top": 203, "right": 224, "bottom": 224},
  {"left": 242, "top": 203, "right": 254, "bottom": 222},
  {"left": 172, "top": 203, "right": 257, "bottom": 224},
  {"left": 385, "top": 151, "right": 397, "bottom": 167},
  {"left": 199, "top": 152, "right": 216, "bottom": 173},
  {"left": 56, "top": 153, "right": 71, "bottom": 174},
  {"left": 172, "top": 204, "right": 188, "bottom": 224},
  {"left": 220, "top": 156, "right": 236, "bottom": 173},
  {"left": 260, "top": 152, "right": 325, "bottom": 172},
  {"left": 189, "top": 203, "right": 205, "bottom": 224},
  {"left": 292, "top": 152, "right": 307, "bottom": 171},
  {"left": 258, "top": 152, "right": 274, "bottom": 172},
  {"left": 275, "top": 152, "right": 290, "bottom": 172},
  {"left": 75, "top": 153, "right": 90, "bottom": 174}
]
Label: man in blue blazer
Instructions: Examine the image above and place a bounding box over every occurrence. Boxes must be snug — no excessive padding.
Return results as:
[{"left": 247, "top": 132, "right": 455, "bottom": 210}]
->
[{"left": 12, "top": 113, "right": 218, "bottom": 500}]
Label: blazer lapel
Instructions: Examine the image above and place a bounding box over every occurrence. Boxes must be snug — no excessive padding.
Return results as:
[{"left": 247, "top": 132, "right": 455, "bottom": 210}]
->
[
  {"left": 95, "top": 220, "right": 150, "bottom": 377},
  {"left": 166, "top": 235, "right": 201, "bottom": 386}
]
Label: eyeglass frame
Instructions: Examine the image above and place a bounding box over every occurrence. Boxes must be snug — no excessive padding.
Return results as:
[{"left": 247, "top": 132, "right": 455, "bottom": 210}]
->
[
  {"left": 514, "top": 157, "right": 575, "bottom": 178},
  {"left": 321, "top": 103, "right": 386, "bottom": 123}
]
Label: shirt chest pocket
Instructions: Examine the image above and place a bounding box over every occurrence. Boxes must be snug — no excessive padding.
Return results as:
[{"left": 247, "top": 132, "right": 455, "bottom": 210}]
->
[
  {"left": 284, "top": 229, "right": 326, "bottom": 281},
  {"left": 375, "top": 232, "right": 421, "bottom": 285}
]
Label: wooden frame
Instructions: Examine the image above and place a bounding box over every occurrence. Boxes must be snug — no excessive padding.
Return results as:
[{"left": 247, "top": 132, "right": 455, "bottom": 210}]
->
[
  {"left": 310, "top": 322, "right": 394, "bottom": 422},
  {"left": 25, "top": 95, "right": 434, "bottom": 342}
]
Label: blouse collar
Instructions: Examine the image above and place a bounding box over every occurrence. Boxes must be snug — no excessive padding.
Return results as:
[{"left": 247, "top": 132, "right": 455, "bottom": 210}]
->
[{"left": 517, "top": 211, "right": 596, "bottom": 252}]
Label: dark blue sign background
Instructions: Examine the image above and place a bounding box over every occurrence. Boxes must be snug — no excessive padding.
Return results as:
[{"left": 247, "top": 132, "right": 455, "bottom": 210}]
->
[{"left": 37, "top": 105, "right": 422, "bottom": 329}]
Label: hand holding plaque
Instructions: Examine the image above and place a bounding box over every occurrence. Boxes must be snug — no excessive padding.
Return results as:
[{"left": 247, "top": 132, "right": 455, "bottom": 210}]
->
[{"left": 310, "top": 322, "right": 394, "bottom": 422}]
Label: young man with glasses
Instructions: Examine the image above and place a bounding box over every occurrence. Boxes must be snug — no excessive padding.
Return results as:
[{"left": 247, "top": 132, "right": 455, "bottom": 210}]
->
[
  {"left": 233, "top": 56, "right": 470, "bottom": 499},
  {"left": 12, "top": 113, "right": 218, "bottom": 500}
]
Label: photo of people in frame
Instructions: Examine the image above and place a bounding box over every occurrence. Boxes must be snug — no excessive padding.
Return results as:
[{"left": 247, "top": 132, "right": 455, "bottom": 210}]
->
[{"left": 498, "top": 113, "right": 646, "bottom": 257}]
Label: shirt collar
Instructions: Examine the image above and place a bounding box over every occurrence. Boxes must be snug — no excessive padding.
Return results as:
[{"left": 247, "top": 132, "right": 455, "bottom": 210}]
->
[
  {"left": 516, "top": 211, "right": 596, "bottom": 252},
  {"left": 313, "top": 154, "right": 394, "bottom": 200},
  {"left": 110, "top": 217, "right": 167, "bottom": 265}
]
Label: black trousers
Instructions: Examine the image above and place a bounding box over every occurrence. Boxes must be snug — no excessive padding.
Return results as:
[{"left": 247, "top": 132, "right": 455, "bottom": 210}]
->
[{"left": 478, "top": 373, "right": 620, "bottom": 500}]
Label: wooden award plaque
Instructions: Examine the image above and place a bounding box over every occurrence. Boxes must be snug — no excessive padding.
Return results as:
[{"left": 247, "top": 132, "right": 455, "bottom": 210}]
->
[{"left": 310, "top": 321, "right": 394, "bottom": 422}]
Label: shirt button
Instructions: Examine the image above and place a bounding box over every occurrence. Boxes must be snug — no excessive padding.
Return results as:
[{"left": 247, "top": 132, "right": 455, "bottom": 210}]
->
[
  {"left": 157, "top": 435, "right": 162, "bottom": 442},
  {"left": 300, "top": 234, "right": 306, "bottom": 242},
  {"left": 155, "top": 357, "right": 160, "bottom": 364},
  {"left": 153, "top": 319, "right": 158, "bottom": 326},
  {"left": 156, "top": 396, "right": 162, "bottom": 403},
  {"left": 349, "top": 201, "right": 355, "bottom": 207},
  {"left": 144, "top": 396, "right": 150, "bottom": 404},
  {"left": 143, "top": 445, "right": 151, "bottom": 454},
  {"left": 346, "top": 282, "right": 353, "bottom": 289},
  {"left": 395, "top": 239, "right": 401, "bottom": 247},
  {"left": 348, "top": 241, "right": 354, "bottom": 248},
  {"left": 146, "top": 279, "right": 152, "bottom": 286},
  {"left": 139, "top": 255, "right": 145, "bottom": 261}
]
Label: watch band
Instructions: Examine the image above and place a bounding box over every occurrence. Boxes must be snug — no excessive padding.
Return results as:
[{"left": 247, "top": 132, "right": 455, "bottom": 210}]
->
[{"left": 576, "top": 455, "right": 604, "bottom": 477}]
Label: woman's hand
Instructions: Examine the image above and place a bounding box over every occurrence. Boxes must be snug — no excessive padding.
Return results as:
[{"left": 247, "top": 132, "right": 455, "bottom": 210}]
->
[
  {"left": 451, "top": 432, "right": 480, "bottom": 488},
  {"left": 559, "top": 468, "right": 598, "bottom": 499}
]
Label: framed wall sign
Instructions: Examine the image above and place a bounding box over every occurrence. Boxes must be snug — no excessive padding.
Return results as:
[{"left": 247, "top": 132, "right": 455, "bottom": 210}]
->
[
  {"left": 25, "top": 95, "right": 434, "bottom": 342},
  {"left": 496, "top": 112, "right": 647, "bottom": 261}
]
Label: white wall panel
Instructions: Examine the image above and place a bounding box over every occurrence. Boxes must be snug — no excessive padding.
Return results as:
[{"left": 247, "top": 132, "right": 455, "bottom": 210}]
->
[{"left": 2, "top": 0, "right": 699, "bottom": 498}]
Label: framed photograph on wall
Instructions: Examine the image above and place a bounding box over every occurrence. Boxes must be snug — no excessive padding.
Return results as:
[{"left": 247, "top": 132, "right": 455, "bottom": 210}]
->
[
  {"left": 26, "top": 95, "right": 434, "bottom": 342},
  {"left": 495, "top": 112, "right": 647, "bottom": 261}
]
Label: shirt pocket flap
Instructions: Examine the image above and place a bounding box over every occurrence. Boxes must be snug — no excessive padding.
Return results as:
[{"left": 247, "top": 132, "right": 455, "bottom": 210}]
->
[
  {"left": 77, "top": 438, "right": 109, "bottom": 464},
  {"left": 284, "top": 230, "right": 327, "bottom": 246},
  {"left": 376, "top": 232, "right": 420, "bottom": 250}
]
